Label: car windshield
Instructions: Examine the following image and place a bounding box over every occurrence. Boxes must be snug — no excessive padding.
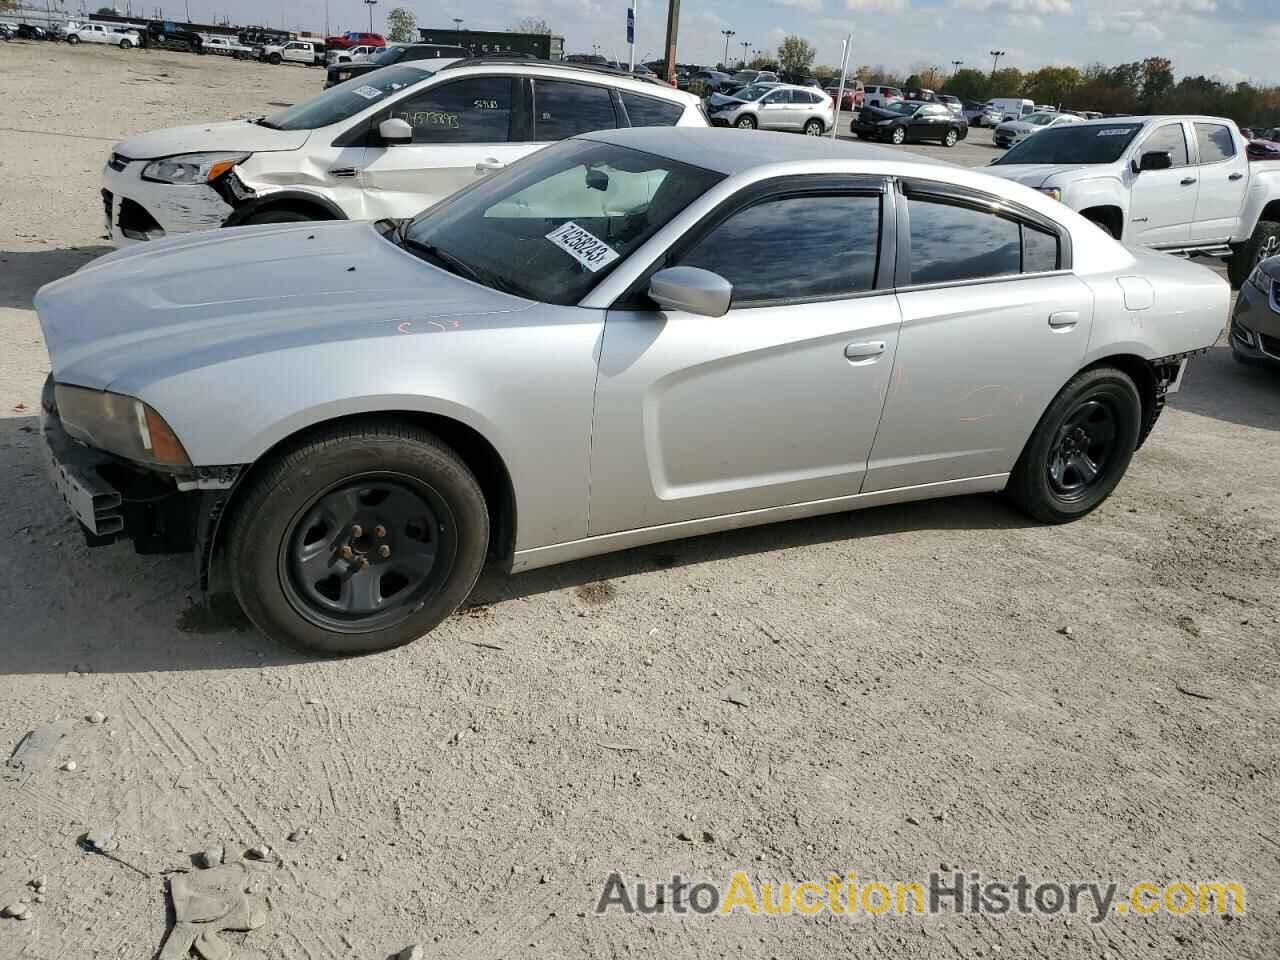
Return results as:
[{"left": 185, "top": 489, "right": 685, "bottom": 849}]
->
[
  {"left": 1025, "top": 113, "right": 1056, "bottom": 126},
  {"left": 994, "top": 123, "right": 1144, "bottom": 165},
  {"left": 734, "top": 84, "right": 773, "bottom": 101},
  {"left": 400, "top": 139, "right": 724, "bottom": 306},
  {"left": 370, "top": 46, "right": 404, "bottom": 64},
  {"left": 733, "top": 72, "right": 756, "bottom": 82},
  {"left": 885, "top": 102, "right": 917, "bottom": 116},
  {"left": 259, "top": 64, "right": 427, "bottom": 130}
]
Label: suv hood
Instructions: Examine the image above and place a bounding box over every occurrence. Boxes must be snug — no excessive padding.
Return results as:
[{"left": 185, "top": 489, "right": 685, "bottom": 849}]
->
[
  {"left": 114, "top": 119, "right": 310, "bottom": 160},
  {"left": 35, "top": 221, "right": 531, "bottom": 393},
  {"left": 985, "top": 164, "right": 1092, "bottom": 188}
]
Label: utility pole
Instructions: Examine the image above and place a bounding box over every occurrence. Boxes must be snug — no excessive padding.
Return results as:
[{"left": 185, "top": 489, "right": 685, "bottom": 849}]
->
[
  {"left": 989, "top": 49, "right": 1005, "bottom": 78},
  {"left": 951, "top": 59, "right": 962, "bottom": 76},
  {"left": 720, "top": 28, "right": 733, "bottom": 70},
  {"left": 363, "top": 0, "right": 375, "bottom": 32},
  {"left": 627, "top": 0, "right": 635, "bottom": 71},
  {"left": 661, "top": 0, "right": 679, "bottom": 84}
]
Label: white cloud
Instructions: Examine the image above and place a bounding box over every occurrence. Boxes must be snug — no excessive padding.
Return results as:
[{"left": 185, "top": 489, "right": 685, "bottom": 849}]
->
[
  {"left": 775, "top": 0, "right": 824, "bottom": 12},
  {"left": 954, "top": 0, "right": 1070, "bottom": 12},
  {"left": 1007, "top": 12, "right": 1046, "bottom": 28},
  {"left": 846, "top": 0, "right": 908, "bottom": 10}
]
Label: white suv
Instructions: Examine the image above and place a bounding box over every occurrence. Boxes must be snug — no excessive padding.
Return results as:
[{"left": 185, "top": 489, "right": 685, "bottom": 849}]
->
[
  {"left": 326, "top": 43, "right": 379, "bottom": 65},
  {"left": 101, "top": 61, "right": 707, "bottom": 245},
  {"left": 863, "top": 85, "right": 903, "bottom": 109}
]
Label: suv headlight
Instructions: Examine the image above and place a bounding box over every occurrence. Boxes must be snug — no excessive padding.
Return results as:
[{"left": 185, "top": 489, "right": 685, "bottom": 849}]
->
[
  {"left": 1247, "top": 265, "right": 1273, "bottom": 297},
  {"left": 55, "top": 385, "right": 190, "bottom": 467},
  {"left": 141, "top": 152, "right": 250, "bottom": 185},
  {"left": 1037, "top": 187, "right": 1062, "bottom": 202}
]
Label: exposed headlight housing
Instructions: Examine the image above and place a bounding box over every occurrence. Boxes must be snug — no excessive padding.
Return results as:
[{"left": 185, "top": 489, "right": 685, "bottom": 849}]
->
[
  {"left": 54, "top": 385, "right": 190, "bottom": 467},
  {"left": 1037, "top": 187, "right": 1063, "bottom": 202},
  {"left": 141, "top": 152, "right": 250, "bottom": 185},
  {"left": 1247, "top": 265, "right": 1273, "bottom": 297}
]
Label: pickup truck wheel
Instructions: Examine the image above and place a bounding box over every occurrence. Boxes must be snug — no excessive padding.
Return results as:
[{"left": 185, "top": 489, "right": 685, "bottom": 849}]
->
[
  {"left": 1229, "top": 220, "right": 1280, "bottom": 288},
  {"left": 67, "top": 34, "right": 79, "bottom": 43},
  {"left": 120, "top": 38, "right": 132, "bottom": 48},
  {"left": 268, "top": 52, "right": 281, "bottom": 64},
  {"left": 227, "top": 421, "right": 489, "bottom": 656},
  {"left": 1006, "top": 367, "right": 1141, "bottom": 523}
]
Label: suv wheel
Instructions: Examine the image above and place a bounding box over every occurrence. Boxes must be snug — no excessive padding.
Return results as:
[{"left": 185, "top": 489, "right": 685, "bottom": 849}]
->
[
  {"left": 1007, "top": 367, "right": 1142, "bottom": 523},
  {"left": 736, "top": 116, "right": 757, "bottom": 130},
  {"left": 803, "top": 118, "right": 823, "bottom": 136},
  {"left": 227, "top": 420, "right": 489, "bottom": 656},
  {"left": 890, "top": 126, "right": 907, "bottom": 145}
]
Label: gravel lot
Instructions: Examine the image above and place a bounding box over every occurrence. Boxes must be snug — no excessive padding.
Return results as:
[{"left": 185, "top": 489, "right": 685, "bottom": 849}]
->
[{"left": 2, "top": 42, "right": 1278, "bottom": 960}]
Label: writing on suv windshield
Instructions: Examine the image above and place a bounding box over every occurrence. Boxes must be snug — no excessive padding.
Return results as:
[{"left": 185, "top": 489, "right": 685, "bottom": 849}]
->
[
  {"left": 994, "top": 123, "right": 1143, "bottom": 165},
  {"left": 401, "top": 139, "right": 724, "bottom": 305},
  {"left": 261, "top": 65, "right": 428, "bottom": 130}
]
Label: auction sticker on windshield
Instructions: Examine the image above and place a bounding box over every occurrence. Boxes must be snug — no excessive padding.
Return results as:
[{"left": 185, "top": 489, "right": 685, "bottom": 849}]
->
[
  {"left": 545, "top": 222, "right": 620, "bottom": 272},
  {"left": 353, "top": 85, "right": 384, "bottom": 101}
]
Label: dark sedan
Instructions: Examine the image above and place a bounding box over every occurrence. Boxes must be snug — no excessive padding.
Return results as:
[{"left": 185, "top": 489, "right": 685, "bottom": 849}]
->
[
  {"left": 851, "top": 101, "right": 968, "bottom": 147},
  {"left": 325, "top": 42, "right": 470, "bottom": 87},
  {"left": 1231, "top": 254, "right": 1280, "bottom": 368}
]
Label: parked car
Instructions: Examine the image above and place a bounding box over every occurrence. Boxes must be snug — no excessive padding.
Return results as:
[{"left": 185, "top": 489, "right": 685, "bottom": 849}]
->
[
  {"left": 863, "top": 85, "right": 903, "bottom": 109},
  {"left": 963, "top": 101, "right": 1002, "bottom": 127},
  {"left": 37, "top": 128, "right": 1228, "bottom": 654},
  {"left": 824, "top": 80, "right": 864, "bottom": 112},
  {"left": 938, "top": 94, "right": 963, "bottom": 116},
  {"left": 324, "top": 43, "right": 470, "bottom": 88},
  {"left": 65, "top": 22, "right": 139, "bottom": 47},
  {"left": 202, "top": 35, "right": 254, "bottom": 58},
  {"left": 986, "top": 115, "right": 1280, "bottom": 286},
  {"left": 987, "top": 97, "right": 1035, "bottom": 121},
  {"left": 903, "top": 88, "right": 937, "bottom": 103},
  {"left": 147, "top": 21, "right": 205, "bottom": 53},
  {"left": 705, "top": 83, "right": 833, "bottom": 135},
  {"left": 325, "top": 43, "right": 379, "bottom": 66},
  {"left": 993, "top": 111, "right": 1084, "bottom": 148},
  {"left": 685, "top": 69, "right": 734, "bottom": 95},
  {"left": 851, "top": 100, "right": 968, "bottom": 147},
  {"left": 0, "top": 23, "right": 12, "bottom": 40},
  {"left": 15, "top": 23, "right": 50, "bottom": 39},
  {"left": 729, "top": 69, "right": 779, "bottom": 89},
  {"left": 1230, "top": 255, "right": 1280, "bottom": 367},
  {"left": 325, "top": 31, "right": 384, "bottom": 51},
  {"left": 100, "top": 60, "right": 706, "bottom": 245},
  {"left": 260, "top": 38, "right": 323, "bottom": 66}
]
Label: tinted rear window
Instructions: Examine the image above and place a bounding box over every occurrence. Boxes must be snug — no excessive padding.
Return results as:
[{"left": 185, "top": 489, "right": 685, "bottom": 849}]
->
[{"left": 620, "top": 92, "right": 684, "bottom": 127}]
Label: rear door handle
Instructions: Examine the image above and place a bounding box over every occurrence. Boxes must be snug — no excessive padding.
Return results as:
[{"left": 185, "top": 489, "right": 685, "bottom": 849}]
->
[
  {"left": 1180, "top": 177, "right": 1197, "bottom": 186},
  {"left": 844, "top": 341, "right": 886, "bottom": 361},
  {"left": 475, "top": 158, "right": 505, "bottom": 173},
  {"left": 1228, "top": 172, "right": 1244, "bottom": 181},
  {"left": 1048, "top": 311, "right": 1079, "bottom": 330}
]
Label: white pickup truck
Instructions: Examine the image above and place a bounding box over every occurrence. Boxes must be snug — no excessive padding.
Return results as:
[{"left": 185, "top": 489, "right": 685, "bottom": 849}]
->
[{"left": 986, "top": 114, "right": 1280, "bottom": 286}]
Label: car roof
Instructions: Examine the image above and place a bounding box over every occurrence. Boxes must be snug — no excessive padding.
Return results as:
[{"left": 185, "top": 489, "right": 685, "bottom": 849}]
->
[
  {"left": 434, "top": 59, "right": 699, "bottom": 103},
  {"left": 582, "top": 126, "right": 934, "bottom": 176}
]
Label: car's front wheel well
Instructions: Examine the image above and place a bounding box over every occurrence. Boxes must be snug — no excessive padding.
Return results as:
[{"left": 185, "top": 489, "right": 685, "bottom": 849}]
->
[
  {"left": 1080, "top": 205, "right": 1124, "bottom": 241},
  {"left": 207, "top": 412, "right": 516, "bottom": 591}
]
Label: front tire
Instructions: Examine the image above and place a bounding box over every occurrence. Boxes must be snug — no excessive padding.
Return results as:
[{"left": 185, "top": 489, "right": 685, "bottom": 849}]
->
[
  {"left": 890, "top": 126, "right": 906, "bottom": 145},
  {"left": 736, "top": 115, "right": 757, "bottom": 130},
  {"left": 1229, "top": 219, "right": 1280, "bottom": 289},
  {"left": 120, "top": 38, "right": 132, "bottom": 48},
  {"left": 1006, "top": 367, "right": 1142, "bottom": 523},
  {"left": 67, "top": 34, "right": 80, "bottom": 44},
  {"left": 227, "top": 420, "right": 489, "bottom": 656},
  {"left": 943, "top": 128, "right": 958, "bottom": 147},
  {"left": 268, "top": 52, "right": 281, "bottom": 64}
]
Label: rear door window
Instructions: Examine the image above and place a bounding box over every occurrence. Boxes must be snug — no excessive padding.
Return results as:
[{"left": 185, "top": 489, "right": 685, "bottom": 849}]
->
[
  {"left": 620, "top": 92, "right": 684, "bottom": 127},
  {"left": 1194, "top": 122, "right": 1236, "bottom": 163},
  {"left": 905, "top": 193, "right": 1062, "bottom": 284},
  {"left": 533, "top": 80, "right": 619, "bottom": 141}
]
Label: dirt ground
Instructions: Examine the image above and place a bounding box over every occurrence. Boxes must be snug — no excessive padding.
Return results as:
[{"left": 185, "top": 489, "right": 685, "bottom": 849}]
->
[{"left": 2, "top": 41, "right": 1279, "bottom": 960}]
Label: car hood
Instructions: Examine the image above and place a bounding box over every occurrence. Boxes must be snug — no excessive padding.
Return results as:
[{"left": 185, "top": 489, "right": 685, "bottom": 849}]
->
[
  {"left": 35, "top": 221, "right": 532, "bottom": 393},
  {"left": 706, "top": 92, "right": 747, "bottom": 108},
  {"left": 113, "top": 119, "right": 310, "bottom": 160},
  {"left": 984, "top": 164, "right": 1094, "bottom": 188}
]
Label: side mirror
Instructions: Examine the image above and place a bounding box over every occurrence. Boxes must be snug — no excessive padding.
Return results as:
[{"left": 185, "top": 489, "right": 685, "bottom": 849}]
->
[
  {"left": 1138, "top": 150, "right": 1173, "bottom": 172},
  {"left": 649, "top": 266, "right": 733, "bottom": 318},
  {"left": 378, "top": 117, "right": 413, "bottom": 146}
]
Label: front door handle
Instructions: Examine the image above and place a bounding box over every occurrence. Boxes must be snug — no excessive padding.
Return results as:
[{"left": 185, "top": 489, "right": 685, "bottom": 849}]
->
[
  {"left": 328, "top": 167, "right": 358, "bottom": 178},
  {"left": 1228, "top": 172, "right": 1244, "bottom": 181},
  {"left": 1180, "top": 177, "right": 1197, "bottom": 186},
  {"left": 844, "top": 341, "right": 886, "bottom": 361},
  {"left": 1048, "top": 310, "right": 1079, "bottom": 330},
  {"left": 475, "top": 158, "right": 505, "bottom": 174}
]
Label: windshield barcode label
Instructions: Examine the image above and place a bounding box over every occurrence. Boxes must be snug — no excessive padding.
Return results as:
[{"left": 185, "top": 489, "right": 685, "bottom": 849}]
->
[{"left": 545, "top": 222, "right": 620, "bottom": 273}]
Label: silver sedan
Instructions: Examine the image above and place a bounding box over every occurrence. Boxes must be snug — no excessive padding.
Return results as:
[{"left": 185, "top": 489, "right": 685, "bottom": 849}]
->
[
  {"left": 705, "top": 83, "right": 834, "bottom": 135},
  {"left": 35, "top": 129, "right": 1228, "bottom": 655}
]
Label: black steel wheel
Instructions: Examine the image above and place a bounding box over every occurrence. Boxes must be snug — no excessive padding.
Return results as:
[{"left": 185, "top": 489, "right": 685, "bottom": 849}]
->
[
  {"left": 227, "top": 420, "right": 489, "bottom": 656},
  {"left": 1007, "top": 367, "right": 1142, "bottom": 523}
]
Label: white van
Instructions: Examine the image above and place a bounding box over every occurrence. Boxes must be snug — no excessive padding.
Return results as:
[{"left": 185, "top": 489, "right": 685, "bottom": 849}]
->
[{"left": 986, "top": 97, "right": 1034, "bottom": 122}]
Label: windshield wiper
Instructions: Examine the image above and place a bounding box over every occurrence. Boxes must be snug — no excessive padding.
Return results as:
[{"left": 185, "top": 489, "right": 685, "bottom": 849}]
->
[
  {"left": 402, "top": 238, "right": 490, "bottom": 284},
  {"left": 250, "top": 116, "right": 279, "bottom": 129}
]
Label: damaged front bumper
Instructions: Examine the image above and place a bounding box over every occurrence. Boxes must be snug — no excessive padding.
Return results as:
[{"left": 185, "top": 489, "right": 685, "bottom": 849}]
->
[
  {"left": 102, "top": 154, "right": 255, "bottom": 247},
  {"left": 41, "top": 379, "right": 244, "bottom": 584}
]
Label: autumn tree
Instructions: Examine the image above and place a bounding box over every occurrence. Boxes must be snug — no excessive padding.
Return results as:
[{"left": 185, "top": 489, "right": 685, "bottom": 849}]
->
[
  {"left": 988, "top": 67, "right": 1024, "bottom": 98},
  {"left": 510, "top": 17, "right": 552, "bottom": 34},
  {"left": 776, "top": 35, "right": 816, "bottom": 76},
  {"left": 1023, "top": 66, "right": 1082, "bottom": 108},
  {"left": 1140, "top": 56, "right": 1175, "bottom": 105},
  {"left": 386, "top": 7, "right": 416, "bottom": 42}
]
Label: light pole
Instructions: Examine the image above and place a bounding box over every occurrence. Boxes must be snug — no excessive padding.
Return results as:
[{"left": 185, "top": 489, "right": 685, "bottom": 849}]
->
[
  {"left": 364, "top": 0, "right": 376, "bottom": 32},
  {"left": 989, "top": 49, "right": 1005, "bottom": 78},
  {"left": 720, "top": 28, "right": 734, "bottom": 70},
  {"left": 739, "top": 39, "right": 749, "bottom": 67},
  {"left": 452, "top": 17, "right": 463, "bottom": 30},
  {"left": 951, "top": 59, "right": 962, "bottom": 76}
]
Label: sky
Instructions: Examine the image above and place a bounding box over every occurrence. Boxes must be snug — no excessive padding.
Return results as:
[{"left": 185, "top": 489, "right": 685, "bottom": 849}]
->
[{"left": 142, "top": 0, "right": 1280, "bottom": 84}]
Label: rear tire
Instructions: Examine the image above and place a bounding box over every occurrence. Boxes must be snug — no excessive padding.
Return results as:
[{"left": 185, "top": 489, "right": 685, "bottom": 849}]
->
[
  {"left": 1006, "top": 367, "right": 1142, "bottom": 523},
  {"left": 803, "top": 118, "right": 823, "bottom": 136},
  {"left": 890, "top": 126, "right": 906, "bottom": 145},
  {"left": 1228, "top": 219, "right": 1280, "bottom": 289},
  {"left": 227, "top": 420, "right": 489, "bottom": 656}
]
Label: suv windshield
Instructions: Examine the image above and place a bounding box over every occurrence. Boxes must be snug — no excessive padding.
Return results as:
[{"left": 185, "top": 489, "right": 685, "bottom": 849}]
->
[
  {"left": 400, "top": 139, "right": 724, "bottom": 305},
  {"left": 261, "top": 65, "right": 428, "bottom": 130},
  {"left": 994, "top": 123, "right": 1144, "bottom": 165},
  {"left": 734, "top": 84, "right": 773, "bottom": 101}
]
